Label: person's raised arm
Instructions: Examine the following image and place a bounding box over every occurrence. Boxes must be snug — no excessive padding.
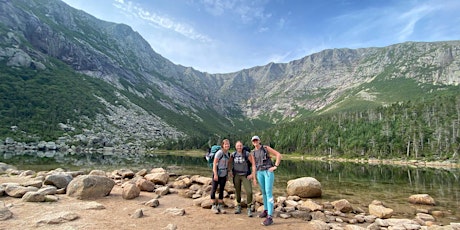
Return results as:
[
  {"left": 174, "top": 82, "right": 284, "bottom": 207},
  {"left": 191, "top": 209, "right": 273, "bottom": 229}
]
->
[{"left": 266, "top": 146, "right": 282, "bottom": 172}]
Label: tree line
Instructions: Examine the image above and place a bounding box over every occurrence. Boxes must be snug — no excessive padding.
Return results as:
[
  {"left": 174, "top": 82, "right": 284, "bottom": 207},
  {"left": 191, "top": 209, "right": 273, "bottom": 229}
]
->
[
  {"left": 166, "top": 93, "right": 459, "bottom": 162},
  {"left": 256, "top": 94, "right": 460, "bottom": 161}
]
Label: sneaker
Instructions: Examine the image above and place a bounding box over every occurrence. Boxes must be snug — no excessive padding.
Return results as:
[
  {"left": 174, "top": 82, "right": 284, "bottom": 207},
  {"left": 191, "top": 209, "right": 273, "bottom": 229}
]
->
[
  {"left": 234, "top": 205, "right": 241, "bottom": 214},
  {"left": 218, "top": 203, "right": 226, "bottom": 214},
  {"left": 247, "top": 207, "right": 253, "bottom": 217},
  {"left": 258, "top": 210, "right": 268, "bottom": 218},
  {"left": 262, "top": 216, "right": 273, "bottom": 226},
  {"left": 211, "top": 204, "right": 219, "bottom": 214}
]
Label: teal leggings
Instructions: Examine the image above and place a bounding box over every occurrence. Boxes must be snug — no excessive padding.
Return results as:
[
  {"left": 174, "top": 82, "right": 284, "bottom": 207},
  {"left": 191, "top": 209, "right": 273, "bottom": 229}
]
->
[{"left": 257, "top": 170, "right": 275, "bottom": 216}]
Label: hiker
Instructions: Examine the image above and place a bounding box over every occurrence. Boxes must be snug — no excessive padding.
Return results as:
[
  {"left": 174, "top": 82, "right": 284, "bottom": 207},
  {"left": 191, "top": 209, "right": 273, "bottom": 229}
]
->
[
  {"left": 229, "top": 141, "right": 256, "bottom": 217},
  {"left": 251, "top": 135, "right": 282, "bottom": 226},
  {"left": 210, "top": 139, "right": 231, "bottom": 214}
]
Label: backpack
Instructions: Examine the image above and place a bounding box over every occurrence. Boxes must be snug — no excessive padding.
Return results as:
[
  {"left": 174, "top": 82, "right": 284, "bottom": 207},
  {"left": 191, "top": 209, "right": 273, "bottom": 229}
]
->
[
  {"left": 205, "top": 145, "right": 222, "bottom": 168},
  {"left": 242, "top": 146, "right": 251, "bottom": 154}
]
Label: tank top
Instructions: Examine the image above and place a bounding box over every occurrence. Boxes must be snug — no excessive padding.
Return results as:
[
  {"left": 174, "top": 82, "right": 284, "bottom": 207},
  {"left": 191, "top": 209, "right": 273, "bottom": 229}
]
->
[{"left": 253, "top": 145, "right": 273, "bottom": 171}]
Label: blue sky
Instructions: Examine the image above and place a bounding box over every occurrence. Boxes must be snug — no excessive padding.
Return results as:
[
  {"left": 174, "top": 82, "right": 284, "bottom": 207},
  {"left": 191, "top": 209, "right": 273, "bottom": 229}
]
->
[{"left": 61, "top": 0, "right": 460, "bottom": 74}]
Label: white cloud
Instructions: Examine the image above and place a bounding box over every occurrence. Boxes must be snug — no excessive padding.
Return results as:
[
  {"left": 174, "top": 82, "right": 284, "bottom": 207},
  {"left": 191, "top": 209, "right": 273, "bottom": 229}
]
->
[
  {"left": 200, "top": 0, "right": 270, "bottom": 24},
  {"left": 112, "top": 0, "right": 211, "bottom": 43},
  {"left": 396, "top": 4, "right": 435, "bottom": 41},
  {"left": 266, "top": 51, "right": 292, "bottom": 64}
]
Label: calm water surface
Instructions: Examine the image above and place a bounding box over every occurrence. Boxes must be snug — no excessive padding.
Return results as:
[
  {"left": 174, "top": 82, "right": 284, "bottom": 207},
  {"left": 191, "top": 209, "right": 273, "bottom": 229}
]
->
[{"left": 1, "top": 151, "right": 459, "bottom": 224}]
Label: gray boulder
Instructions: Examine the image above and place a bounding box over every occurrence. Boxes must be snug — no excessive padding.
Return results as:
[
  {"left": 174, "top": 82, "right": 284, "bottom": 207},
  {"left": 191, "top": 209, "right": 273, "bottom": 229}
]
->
[
  {"left": 369, "top": 200, "right": 393, "bottom": 219},
  {"left": 145, "top": 198, "right": 160, "bottom": 208},
  {"left": 37, "top": 186, "right": 58, "bottom": 195},
  {"left": 21, "top": 180, "right": 43, "bottom": 188},
  {"left": 5, "top": 184, "right": 38, "bottom": 198},
  {"left": 155, "top": 186, "right": 170, "bottom": 196},
  {"left": 115, "top": 169, "right": 135, "bottom": 179},
  {"left": 331, "top": 199, "right": 353, "bottom": 213},
  {"left": 44, "top": 173, "right": 73, "bottom": 189},
  {"left": 88, "top": 170, "right": 107, "bottom": 177},
  {"left": 135, "top": 178, "right": 155, "bottom": 192},
  {"left": 408, "top": 194, "right": 436, "bottom": 205},
  {"left": 122, "top": 182, "right": 140, "bottom": 200},
  {"left": 286, "top": 177, "right": 322, "bottom": 198},
  {"left": 145, "top": 172, "right": 169, "bottom": 185},
  {"left": 22, "top": 191, "right": 46, "bottom": 202},
  {"left": 66, "top": 175, "right": 115, "bottom": 200}
]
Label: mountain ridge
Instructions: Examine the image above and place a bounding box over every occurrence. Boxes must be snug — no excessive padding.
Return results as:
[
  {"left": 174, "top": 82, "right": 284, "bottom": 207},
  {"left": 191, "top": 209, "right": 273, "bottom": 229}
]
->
[{"left": 1, "top": 0, "right": 459, "bottom": 150}]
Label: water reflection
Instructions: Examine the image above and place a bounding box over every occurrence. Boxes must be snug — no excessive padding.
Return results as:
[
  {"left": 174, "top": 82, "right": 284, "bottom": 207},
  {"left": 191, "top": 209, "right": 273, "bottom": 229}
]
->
[{"left": 1, "top": 151, "right": 459, "bottom": 222}]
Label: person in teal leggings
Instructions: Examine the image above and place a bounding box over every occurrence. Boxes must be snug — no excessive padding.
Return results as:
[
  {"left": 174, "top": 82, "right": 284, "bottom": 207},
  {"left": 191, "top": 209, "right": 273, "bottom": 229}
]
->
[{"left": 251, "top": 135, "right": 282, "bottom": 226}]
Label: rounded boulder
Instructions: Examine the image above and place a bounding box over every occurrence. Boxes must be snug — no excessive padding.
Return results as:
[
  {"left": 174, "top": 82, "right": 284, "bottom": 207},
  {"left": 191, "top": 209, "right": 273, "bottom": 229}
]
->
[{"left": 286, "top": 177, "right": 322, "bottom": 198}]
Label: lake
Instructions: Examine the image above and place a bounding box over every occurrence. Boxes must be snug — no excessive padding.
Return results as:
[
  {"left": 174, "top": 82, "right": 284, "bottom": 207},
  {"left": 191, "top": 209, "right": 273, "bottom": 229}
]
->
[{"left": 1, "top": 150, "right": 459, "bottom": 224}]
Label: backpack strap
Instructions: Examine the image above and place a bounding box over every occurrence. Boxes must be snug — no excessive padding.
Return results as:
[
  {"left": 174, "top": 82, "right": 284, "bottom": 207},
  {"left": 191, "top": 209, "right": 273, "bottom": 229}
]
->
[
  {"left": 243, "top": 150, "right": 249, "bottom": 162},
  {"left": 216, "top": 151, "right": 228, "bottom": 168},
  {"left": 261, "top": 145, "right": 267, "bottom": 156}
]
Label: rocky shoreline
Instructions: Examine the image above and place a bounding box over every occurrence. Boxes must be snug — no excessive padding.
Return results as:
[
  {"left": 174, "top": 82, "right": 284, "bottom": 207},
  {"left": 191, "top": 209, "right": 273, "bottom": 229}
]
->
[
  {"left": 1, "top": 162, "right": 459, "bottom": 229},
  {"left": 1, "top": 136, "right": 148, "bottom": 155}
]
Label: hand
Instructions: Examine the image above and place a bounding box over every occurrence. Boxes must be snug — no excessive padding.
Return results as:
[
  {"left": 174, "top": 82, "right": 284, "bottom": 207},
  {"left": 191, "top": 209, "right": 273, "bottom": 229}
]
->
[
  {"left": 213, "top": 174, "right": 218, "bottom": 181},
  {"left": 247, "top": 174, "right": 253, "bottom": 180},
  {"left": 268, "top": 166, "right": 277, "bottom": 172}
]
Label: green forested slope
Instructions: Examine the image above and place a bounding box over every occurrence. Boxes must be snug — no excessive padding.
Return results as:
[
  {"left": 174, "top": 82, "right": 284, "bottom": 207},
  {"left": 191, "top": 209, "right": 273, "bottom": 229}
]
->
[
  {"left": 245, "top": 89, "right": 460, "bottom": 161},
  {"left": 0, "top": 61, "right": 119, "bottom": 141}
]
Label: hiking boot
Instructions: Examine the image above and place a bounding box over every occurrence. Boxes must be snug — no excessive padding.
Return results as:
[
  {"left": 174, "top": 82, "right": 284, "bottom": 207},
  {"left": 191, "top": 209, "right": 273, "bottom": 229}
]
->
[
  {"left": 247, "top": 207, "right": 253, "bottom": 217},
  {"left": 218, "top": 203, "right": 226, "bottom": 214},
  {"left": 211, "top": 204, "right": 219, "bottom": 214},
  {"left": 262, "top": 216, "right": 273, "bottom": 226},
  {"left": 258, "top": 210, "right": 268, "bottom": 218},
  {"left": 234, "top": 205, "right": 241, "bottom": 214}
]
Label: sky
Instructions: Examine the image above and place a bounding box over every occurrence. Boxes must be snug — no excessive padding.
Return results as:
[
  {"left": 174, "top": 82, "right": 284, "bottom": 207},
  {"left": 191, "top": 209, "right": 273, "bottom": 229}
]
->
[{"left": 61, "top": 0, "right": 460, "bottom": 74}]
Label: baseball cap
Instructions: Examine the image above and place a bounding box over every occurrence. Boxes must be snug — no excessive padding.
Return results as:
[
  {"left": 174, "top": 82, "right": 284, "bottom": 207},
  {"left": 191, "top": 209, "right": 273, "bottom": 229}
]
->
[{"left": 251, "top": 135, "right": 260, "bottom": 141}]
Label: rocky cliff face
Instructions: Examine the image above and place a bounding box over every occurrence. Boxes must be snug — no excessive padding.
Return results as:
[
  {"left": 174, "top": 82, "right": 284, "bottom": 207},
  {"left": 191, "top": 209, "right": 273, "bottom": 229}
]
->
[
  {"left": 224, "top": 43, "right": 460, "bottom": 121},
  {"left": 1, "top": 0, "right": 459, "bottom": 146}
]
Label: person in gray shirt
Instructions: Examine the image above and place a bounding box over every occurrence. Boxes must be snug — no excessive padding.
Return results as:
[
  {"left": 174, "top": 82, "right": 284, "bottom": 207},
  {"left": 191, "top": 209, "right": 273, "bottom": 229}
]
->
[
  {"left": 229, "top": 141, "right": 256, "bottom": 217},
  {"left": 210, "top": 139, "right": 231, "bottom": 214},
  {"left": 251, "top": 135, "right": 282, "bottom": 226}
]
